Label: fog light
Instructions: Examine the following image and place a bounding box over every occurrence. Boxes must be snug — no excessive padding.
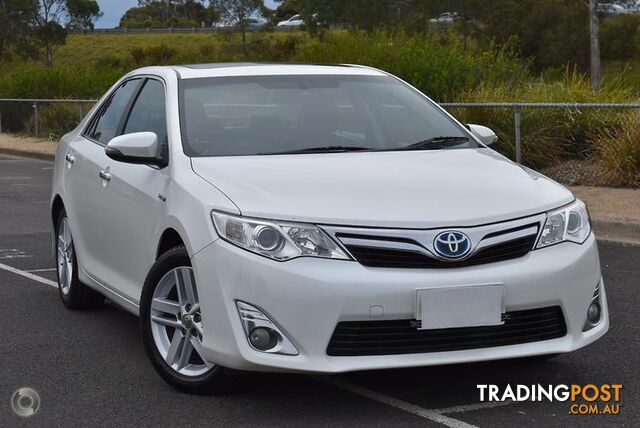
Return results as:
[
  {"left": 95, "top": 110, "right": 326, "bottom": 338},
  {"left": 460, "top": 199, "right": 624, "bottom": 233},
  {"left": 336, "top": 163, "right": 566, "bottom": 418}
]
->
[
  {"left": 587, "top": 302, "right": 601, "bottom": 324},
  {"left": 249, "top": 327, "right": 278, "bottom": 351},
  {"left": 236, "top": 301, "right": 298, "bottom": 355},
  {"left": 583, "top": 282, "right": 603, "bottom": 331}
]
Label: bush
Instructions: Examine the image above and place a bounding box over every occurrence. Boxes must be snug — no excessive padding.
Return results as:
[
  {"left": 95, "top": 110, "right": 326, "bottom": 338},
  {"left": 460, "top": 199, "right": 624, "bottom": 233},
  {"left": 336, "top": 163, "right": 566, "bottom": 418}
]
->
[
  {"left": 0, "top": 64, "right": 121, "bottom": 99},
  {"left": 246, "top": 33, "right": 304, "bottom": 61},
  {"left": 129, "top": 47, "right": 147, "bottom": 65},
  {"left": 292, "top": 30, "right": 529, "bottom": 101},
  {"left": 593, "top": 110, "right": 640, "bottom": 186},
  {"left": 94, "top": 55, "right": 122, "bottom": 69},
  {"left": 25, "top": 102, "right": 85, "bottom": 138},
  {"left": 128, "top": 44, "right": 177, "bottom": 66},
  {"left": 601, "top": 14, "right": 640, "bottom": 61},
  {"left": 145, "top": 44, "right": 177, "bottom": 64},
  {"left": 450, "top": 69, "right": 636, "bottom": 168}
]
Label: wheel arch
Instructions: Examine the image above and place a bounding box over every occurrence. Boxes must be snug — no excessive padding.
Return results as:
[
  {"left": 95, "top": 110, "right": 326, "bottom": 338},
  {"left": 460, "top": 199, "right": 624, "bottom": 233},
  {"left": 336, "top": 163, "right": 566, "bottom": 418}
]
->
[
  {"left": 156, "top": 228, "right": 186, "bottom": 259},
  {"left": 51, "top": 194, "right": 65, "bottom": 225},
  {"left": 51, "top": 195, "right": 65, "bottom": 255}
]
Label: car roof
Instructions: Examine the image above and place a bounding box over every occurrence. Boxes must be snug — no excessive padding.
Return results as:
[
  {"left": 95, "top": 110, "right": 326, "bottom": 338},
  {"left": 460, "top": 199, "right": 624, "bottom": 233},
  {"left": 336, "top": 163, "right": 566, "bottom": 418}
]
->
[{"left": 166, "top": 63, "right": 387, "bottom": 79}]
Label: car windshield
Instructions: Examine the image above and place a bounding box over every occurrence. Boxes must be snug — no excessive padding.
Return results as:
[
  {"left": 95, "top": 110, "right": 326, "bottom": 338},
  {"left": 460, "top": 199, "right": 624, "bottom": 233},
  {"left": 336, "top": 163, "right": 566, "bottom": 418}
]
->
[{"left": 179, "top": 74, "right": 477, "bottom": 157}]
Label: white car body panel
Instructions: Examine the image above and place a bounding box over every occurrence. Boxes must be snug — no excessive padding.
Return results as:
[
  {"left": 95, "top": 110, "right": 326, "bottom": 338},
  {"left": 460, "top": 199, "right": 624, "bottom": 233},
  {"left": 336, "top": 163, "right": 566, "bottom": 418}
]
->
[
  {"left": 192, "top": 234, "right": 606, "bottom": 372},
  {"left": 51, "top": 63, "right": 608, "bottom": 374},
  {"left": 192, "top": 149, "right": 573, "bottom": 228}
]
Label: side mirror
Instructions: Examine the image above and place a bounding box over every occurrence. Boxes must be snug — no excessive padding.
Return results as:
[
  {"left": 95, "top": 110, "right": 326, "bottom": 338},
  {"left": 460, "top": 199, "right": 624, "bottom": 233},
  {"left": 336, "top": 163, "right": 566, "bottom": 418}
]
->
[
  {"left": 467, "top": 124, "right": 498, "bottom": 146},
  {"left": 105, "top": 132, "right": 166, "bottom": 167}
]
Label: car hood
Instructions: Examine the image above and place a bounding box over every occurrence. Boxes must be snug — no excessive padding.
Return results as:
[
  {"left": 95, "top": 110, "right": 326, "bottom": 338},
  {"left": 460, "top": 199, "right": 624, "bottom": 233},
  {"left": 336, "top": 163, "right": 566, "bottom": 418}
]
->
[{"left": 191, "top": 148, "right": 573, "bottom": 229}]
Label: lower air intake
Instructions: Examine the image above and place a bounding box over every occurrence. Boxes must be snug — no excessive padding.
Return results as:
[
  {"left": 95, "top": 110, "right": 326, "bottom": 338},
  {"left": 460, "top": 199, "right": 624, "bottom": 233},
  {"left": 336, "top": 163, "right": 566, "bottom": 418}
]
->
[{"left": 327, "top": 306, "right": 566, "bottom": 356}]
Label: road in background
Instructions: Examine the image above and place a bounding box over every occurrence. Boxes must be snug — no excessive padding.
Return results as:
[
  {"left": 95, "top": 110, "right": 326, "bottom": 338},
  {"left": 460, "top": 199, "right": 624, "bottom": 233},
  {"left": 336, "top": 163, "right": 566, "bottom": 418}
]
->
[{"left": 1, "top": 154, "right": 638, "bottom": 427}]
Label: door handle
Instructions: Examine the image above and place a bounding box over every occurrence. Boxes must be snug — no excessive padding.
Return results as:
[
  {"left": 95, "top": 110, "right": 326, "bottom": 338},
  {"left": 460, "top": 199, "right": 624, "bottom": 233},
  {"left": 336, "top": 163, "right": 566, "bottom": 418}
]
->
[
  {"left": 65, "top": 154, "right": 76, "bottom": 164},
  {"left": 98, "top": 169, "right": 111, "bottom": 182}
]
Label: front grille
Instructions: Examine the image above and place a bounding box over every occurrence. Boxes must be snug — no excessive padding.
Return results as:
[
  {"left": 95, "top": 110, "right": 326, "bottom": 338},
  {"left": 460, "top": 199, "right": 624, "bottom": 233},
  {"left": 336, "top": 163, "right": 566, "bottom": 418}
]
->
[
  {"left": 344, "top": 234, "right": 537, "bottom": 269},
  {"left": 327, "top": 306, "right": 566, "bottom": 356}
]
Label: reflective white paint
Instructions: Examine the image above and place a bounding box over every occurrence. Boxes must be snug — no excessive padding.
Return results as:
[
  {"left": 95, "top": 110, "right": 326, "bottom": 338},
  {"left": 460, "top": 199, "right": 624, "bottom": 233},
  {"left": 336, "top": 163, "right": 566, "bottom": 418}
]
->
[{"left": 51, "top": 64, "right": 607, "bottom": 374}]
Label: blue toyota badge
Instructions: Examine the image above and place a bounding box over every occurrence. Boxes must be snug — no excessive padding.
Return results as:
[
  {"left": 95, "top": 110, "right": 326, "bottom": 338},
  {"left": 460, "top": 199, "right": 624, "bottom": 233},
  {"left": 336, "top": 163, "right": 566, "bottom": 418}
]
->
[{"left": 433, "top": 231, "right": 472, "bottom": 259}]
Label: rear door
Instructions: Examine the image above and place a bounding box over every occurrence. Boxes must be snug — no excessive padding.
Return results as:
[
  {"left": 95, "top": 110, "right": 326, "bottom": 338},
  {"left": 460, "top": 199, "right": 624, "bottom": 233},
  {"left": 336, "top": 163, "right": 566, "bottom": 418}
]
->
[{"left": 62, "top": 78, "right": 142, "bottom": 288}]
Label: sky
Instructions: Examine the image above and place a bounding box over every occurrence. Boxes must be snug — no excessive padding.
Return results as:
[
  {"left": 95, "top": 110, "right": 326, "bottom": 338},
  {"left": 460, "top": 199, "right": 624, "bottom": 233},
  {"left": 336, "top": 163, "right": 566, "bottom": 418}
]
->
[{"left": 95, "top": 0, "right": 278, "bottom": 28}]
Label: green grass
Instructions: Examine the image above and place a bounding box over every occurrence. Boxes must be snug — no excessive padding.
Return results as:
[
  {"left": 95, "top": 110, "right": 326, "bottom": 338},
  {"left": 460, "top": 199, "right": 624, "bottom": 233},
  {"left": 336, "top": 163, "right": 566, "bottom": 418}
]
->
[{"left": 52, "top": 32, "right": 267, "bottom": 65}]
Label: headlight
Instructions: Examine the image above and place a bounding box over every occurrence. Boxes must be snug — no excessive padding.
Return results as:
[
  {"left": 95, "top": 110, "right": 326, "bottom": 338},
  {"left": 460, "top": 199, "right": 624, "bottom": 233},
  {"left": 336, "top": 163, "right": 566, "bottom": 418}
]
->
[
  {"left": 211, "top": 211, "right": 350, "bottom": 261},
  {"left": 536, "top": 199, "right": 591, "bottom": 249}
]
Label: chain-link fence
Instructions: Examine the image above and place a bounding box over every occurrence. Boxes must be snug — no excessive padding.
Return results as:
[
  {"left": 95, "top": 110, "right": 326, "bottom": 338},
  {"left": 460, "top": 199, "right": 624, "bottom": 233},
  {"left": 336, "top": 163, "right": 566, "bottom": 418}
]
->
[
  {"left": 440, "top": 102, "right": 640, "bottom": 187},
  {"left": 1, "top": 98, "right": 639, "bottom": 185},
  {"left": 0, "top": 99, "right": 96, "bottom": 140}
]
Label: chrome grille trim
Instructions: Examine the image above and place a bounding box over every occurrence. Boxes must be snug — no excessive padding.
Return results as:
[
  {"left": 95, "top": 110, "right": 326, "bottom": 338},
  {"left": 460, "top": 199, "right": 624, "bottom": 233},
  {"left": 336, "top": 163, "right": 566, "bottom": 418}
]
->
[
  {"left": 475, "top": 225, "right": 539, "bottom": 252},
  {"left": 322, "top": 213, "right": 546, "bottom": 266}
]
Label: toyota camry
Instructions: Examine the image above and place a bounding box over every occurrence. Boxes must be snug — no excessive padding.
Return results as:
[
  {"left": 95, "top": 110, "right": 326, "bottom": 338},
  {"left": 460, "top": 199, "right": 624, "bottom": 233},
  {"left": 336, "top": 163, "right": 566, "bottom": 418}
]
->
[{"left": 50, "top": 63, "right": 608, "bottom": 394}]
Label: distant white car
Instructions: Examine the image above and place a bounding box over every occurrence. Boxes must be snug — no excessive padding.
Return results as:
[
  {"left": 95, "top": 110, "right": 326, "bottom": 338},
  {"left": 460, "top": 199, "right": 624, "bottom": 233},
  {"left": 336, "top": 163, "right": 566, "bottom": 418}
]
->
[
  {"left": 597, "top": 3, "right": 627, "bottom": 15},
  {"left": 277, "top": 14, "right": 304, "bottom": 27},
  {"left": 429, "top": 12, "right": 460, "bottom": 25},
  {"left": 212, "top": 19, "right": 236, "bottom": 29},
  {"left": 212, "top": 18, "right": 266, "bottom": 29}
]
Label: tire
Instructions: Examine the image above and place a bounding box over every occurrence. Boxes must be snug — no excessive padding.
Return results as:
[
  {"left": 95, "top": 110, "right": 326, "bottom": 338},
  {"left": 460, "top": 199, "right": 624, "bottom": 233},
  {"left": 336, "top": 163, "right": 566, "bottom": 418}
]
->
[
  {"left": 55, "top": 208, "right": 104, "bottom": 309},
  {"left": 140, "top": 246, "right": 233, "bottom": 395}
]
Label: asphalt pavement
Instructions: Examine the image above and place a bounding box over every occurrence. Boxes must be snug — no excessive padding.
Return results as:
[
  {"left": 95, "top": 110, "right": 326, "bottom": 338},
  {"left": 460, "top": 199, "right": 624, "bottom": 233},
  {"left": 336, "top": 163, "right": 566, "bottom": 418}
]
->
[{"left": 0, "top": 154, "right": 638, "bottom": 427}]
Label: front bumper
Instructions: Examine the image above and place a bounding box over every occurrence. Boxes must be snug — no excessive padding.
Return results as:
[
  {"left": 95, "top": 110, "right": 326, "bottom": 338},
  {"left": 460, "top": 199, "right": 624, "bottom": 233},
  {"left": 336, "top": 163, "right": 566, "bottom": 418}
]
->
[{"left": 191, "top": 233, "right": 608, "bottom": 373}]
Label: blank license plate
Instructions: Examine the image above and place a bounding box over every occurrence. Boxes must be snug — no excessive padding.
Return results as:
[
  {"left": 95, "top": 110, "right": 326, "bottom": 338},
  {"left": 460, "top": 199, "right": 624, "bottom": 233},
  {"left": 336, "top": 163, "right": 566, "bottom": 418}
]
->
[{"left": 416, "top": 285, "right": 503, "bottom": 330}]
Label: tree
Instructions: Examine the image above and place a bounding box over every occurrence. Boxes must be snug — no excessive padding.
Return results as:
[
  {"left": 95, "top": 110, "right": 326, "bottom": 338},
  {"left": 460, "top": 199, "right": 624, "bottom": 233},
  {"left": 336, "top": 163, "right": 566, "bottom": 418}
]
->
[
  {"left": 34, "top": 0, "right": 67, "bottom": 66},
  {"left": 120, "top": 0, "right": 213, "bottom": 28},
  {"left": 276, "top": 0, "right": 431, "bottom": 33},
  {"left": 33, "top": 0, "right": 101, "bottom": 65},
  {"left": 273, "top": 0, "right": 300, "bottom": 23},
  {"left": 211, "top": 0, "right": 264, "bottom": 50},
  {"left": 0, "top": 0, "right": 39, "bottom": 62},
  {"left": 66, "top": 0, "right": 102, "bottom": 30},
  {"left": 588, "top": 0, "right": 601, "bottom": 91},
  {"left": 428, "top": 0, "right": 590, "bottom": 72}
]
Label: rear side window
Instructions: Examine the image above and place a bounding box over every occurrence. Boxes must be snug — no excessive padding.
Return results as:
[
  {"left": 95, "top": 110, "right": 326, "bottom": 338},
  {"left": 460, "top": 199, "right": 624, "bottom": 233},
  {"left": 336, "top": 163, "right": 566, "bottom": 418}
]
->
[
  {"left": 86, "top": 79, "right": 140, "bottom": 145},
  {"left": 123, "top": 79, "right": 167, "bottom": 144}
]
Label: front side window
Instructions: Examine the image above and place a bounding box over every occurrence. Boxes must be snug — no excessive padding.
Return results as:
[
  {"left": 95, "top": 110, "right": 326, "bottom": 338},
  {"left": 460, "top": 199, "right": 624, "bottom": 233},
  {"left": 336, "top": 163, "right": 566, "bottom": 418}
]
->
[
  {"left": 86, "top": 79, "right": 140, "bottom": 145},
  {"left": 123, "top": 79, "right": 167, "bottom": 144},
  {"left": 179, "top": 75, "right": 476, "bottom": 157}
]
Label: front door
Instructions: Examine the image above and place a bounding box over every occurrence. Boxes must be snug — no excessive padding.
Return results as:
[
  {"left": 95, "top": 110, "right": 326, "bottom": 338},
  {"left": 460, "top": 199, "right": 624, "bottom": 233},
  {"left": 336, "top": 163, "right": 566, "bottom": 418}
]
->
[
  {"left": 92, "top": 78, "right": 170, "bottom": 302},
  {"left": 62, "top": 78, "right": 142, "bottom": 290}
]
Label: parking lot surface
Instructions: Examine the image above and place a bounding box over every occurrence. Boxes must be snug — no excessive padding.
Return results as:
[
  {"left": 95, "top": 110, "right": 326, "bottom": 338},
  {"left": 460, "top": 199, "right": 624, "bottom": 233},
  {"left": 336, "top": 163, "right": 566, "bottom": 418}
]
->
[{"left": 0, "top": 154, "right": 638, "bottom": 427}]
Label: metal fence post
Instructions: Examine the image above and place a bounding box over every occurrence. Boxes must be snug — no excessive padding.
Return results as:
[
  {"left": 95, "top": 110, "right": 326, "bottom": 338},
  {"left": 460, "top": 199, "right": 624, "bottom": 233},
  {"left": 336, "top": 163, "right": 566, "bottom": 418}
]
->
[
  {"left": 33, "top": 102, "right": 39, "bottom": 137},
  {"left": 78, "top": 102, "right": 84, "bottom": 121},
  {"left": 514, "top": 104, "right": 522, "bottom": 164}
]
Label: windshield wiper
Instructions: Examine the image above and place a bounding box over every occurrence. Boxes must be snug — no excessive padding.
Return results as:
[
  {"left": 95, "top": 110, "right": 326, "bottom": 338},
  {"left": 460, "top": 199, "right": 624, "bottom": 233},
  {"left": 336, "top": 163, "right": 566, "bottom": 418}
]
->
[
  {"left": 263, "top": 146, "right": 372, "bottom": 155},
  {"left": 397, "top": 136, "right": 470, "bottom": 151}
]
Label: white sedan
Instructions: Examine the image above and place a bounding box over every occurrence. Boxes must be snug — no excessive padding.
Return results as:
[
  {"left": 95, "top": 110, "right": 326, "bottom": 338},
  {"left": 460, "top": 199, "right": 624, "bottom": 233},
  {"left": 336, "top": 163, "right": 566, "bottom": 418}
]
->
[
  {"left": 51, "top": 63, "right": 608, "bottom": 394},
  {"left": 277, "top": 14, "right": 304, "bottom": 27}
]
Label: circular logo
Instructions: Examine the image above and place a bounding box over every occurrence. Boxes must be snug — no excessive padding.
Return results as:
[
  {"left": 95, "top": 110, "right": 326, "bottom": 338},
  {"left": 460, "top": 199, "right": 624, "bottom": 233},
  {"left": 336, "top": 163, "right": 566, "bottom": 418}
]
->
[
  {"left": 11, "top": 387, "right": 40, "bottom": 418},
  {"left": 433, "top": 231, "right": 472, "bottom": 259}
]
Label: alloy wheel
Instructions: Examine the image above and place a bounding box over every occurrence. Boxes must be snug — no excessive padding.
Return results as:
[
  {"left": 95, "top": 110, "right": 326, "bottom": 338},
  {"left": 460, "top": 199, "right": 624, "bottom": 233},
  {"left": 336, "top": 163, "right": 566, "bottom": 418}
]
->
[
  {"left": 150, "top": 267, "right": 213, "bottom": 377},
  {"left": 56, "top": 217, "right": 74, "bottom": 295}
]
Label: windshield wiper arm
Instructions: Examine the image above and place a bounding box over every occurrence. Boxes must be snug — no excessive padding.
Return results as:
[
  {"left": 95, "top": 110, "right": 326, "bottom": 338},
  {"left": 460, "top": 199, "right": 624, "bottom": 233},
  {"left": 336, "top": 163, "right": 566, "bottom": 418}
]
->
[
  {"left": 398, "top": 136, "right": 470, "bottom": 151},
  {"left": 263, "top": 146, "right": 372, "bottom": 155}
]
